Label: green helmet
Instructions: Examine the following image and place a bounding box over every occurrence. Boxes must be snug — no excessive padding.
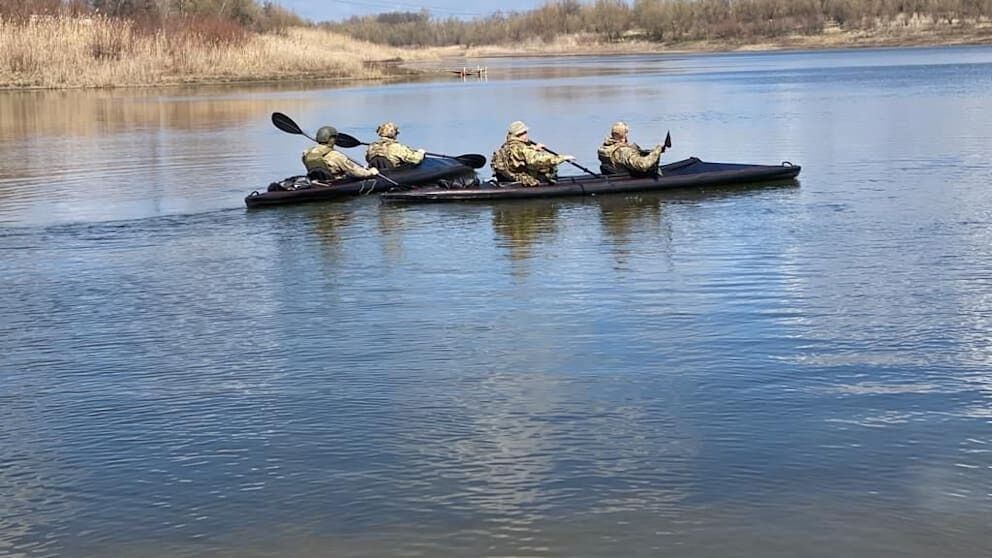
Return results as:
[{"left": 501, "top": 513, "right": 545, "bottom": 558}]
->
[{"left": 315, "top": 125, "right": 337, "bottom": 144}]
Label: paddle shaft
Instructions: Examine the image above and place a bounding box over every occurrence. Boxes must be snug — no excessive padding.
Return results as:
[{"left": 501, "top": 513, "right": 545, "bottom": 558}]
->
[
  {"left": 531, "top": 140, "right": 599, "bottom": 177},
  {"left": 334, "top": 153, "right": 400, "bottom": 187},
  {"left": 335, "top": 133, "right": 485, "bottom": 169}
]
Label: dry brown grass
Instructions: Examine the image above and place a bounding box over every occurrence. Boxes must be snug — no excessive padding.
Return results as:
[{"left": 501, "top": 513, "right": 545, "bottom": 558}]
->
[
  {"left": 0, "top": 16, "right": 438, "bottom": 89},
  {"left": 452, "top": 18, "right": 992, "bottom": 58}
]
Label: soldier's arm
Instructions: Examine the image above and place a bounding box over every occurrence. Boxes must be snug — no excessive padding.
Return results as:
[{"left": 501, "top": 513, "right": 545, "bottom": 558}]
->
[
  {"left": 344, "top": 158, "right": 379, "bottom": 178},
  {"left": 393, "top": 143, "right": 426, "bottom": 165},
  {"left": 327, "top": 151, "right": 379, "bottom": 178},
  {"left": 523, "top": 146, "right": 566, "bottom": 170},
  {"left": 621, "top": 145, "right": 663, "bottom": 173}
]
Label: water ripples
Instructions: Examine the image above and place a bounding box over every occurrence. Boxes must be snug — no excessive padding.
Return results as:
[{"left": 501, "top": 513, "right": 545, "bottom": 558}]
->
[{"left": 3, "top": 48, "right": 992, "bottom": 557}]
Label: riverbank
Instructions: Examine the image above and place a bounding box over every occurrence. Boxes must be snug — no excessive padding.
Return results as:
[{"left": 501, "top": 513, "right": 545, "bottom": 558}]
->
[
  {"left": 448, "top": 21, "right": 992, "bottom": 58},
  {"left": 0, "top": 17, "right": 437, "bottom": 89},
  {"left": 2, "top": 15, "right": 990, "bottom": 89}
]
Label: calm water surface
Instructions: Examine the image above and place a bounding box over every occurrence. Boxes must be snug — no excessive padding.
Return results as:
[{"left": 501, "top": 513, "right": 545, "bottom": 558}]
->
[{"left": 1, "top": 47, "right": 991, "bottom": 557}]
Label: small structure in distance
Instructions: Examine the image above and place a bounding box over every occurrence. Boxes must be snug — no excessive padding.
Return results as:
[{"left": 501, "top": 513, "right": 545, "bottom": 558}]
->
[{"left": 450, "top": 66, "right": 488, "bottom": 79}]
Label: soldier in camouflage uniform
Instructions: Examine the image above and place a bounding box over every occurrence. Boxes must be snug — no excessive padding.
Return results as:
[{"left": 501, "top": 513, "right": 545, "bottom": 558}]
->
[
  {"left": 597, "top": 122, "right": 665, "bottom": 176},
  {"left": 302, "top": 125, "right": 380, "bottom": 181},
  {"left": 365, "top": 122, "right": 426, "bottom": 169},
  {"left": 491, "top": 121, "right": 574, "bottom": 187}
]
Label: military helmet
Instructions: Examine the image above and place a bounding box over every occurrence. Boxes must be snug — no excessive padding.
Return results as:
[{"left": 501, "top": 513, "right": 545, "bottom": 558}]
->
[
  {"left": 315, "top": 125, "right": 338, "bottom": 144},
  {"left": 507, "top": 120, "right": 529, "bottom": 137},
  {"left": 610, "top": 121, "right": 629, "bottom": 139},
  {"left": 376, "top": 121, "right": 399, "bottom": 138}
]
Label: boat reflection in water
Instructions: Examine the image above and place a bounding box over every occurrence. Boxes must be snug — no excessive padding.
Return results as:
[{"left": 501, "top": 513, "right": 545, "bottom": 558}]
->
[
  {"left": 491, "top": 200, "right": 562, "bottom": 266},
  {"left": 486, "top": 178, "right": 798, "bottom": 272}
]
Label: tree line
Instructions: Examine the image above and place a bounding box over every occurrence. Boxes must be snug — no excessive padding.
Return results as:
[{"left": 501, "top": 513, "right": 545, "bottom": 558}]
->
[
  {"left": 0, "top": 0, "right": 304, "bottom": 32},
  {"left": 4, "top": 0, "right": 988, "bottom": 47},
  {"left": 322, "top": 0, "right": 992, "bottom": 47}
]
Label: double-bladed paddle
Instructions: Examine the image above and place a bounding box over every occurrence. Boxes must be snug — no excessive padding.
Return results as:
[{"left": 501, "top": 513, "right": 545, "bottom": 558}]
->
[
  {"left": 332, "top": 133, "right": 487, "bottom": 170},
  {"left": 270, "top": 112, "right": 400, "bottom": 186}
]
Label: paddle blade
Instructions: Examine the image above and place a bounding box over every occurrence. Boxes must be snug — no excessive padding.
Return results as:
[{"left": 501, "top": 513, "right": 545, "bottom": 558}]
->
[
  {"left": 272, "top": 112, "right": 304, "bottom": 136},
  {"left": 664, "top": 131, "right": 672, "bottom": 149},
  {"left": 334, "top": 132, "right": 363, "bottom": 149},
  {"left": 454, "top": 154, "right": 487, "bottom": 169}
]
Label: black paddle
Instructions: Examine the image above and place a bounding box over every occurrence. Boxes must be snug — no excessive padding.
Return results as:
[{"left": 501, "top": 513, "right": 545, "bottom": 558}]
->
[
  {"left": 530, "top": 140, "right": 599, "bottom": 177},
  {"left": 272, "top": 111, "right": 315, "bottom": 141},
  {"left": 270, "top": 112, "right": 400, "bottom": 186},
  {"left": 334, "top": 132, "right": 487, "bottom": 169},
  {"left": 640, "top": 131, "right": 673, "bottom": 156}
]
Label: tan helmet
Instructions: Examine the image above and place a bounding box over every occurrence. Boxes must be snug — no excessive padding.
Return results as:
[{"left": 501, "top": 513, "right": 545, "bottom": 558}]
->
[
  {"left": 376, "top": 121, "right": 398, "bottom": 139},
  {"left": 507, "top": 120, "right": 529, "bottom": 137},
  {"left": 610, "top": 121, "right": 629, "bottom": 139}
]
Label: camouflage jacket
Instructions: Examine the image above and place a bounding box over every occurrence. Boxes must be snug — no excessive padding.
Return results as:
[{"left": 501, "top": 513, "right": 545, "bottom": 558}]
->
[
  {"left": 365, "top": 138, "right": 426, "bottom": 167},
  {"left": 491, "top": 137, "right": 568, "bottom": 187},
  {"left": 597, "top": 137, "right": 662, "bottom": 174},
  {"left": 302, "top": 144, "right": 378, "bottom": 180}
]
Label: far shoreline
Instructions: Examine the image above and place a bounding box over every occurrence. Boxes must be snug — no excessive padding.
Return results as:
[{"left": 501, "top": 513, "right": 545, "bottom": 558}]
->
[
  {"left": 439, "top": 31, "right": 992, "bottom": 60},
  {"left": 2, "top": 33, "right": 990, "bottom": 92}
]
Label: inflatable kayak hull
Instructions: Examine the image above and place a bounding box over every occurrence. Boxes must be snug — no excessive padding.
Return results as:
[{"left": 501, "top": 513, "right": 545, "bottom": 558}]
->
[
  {"left": 245, "top": 156, "right": 474, "bottom": 208},
  {"left": 381, "top": 158, "right": 800, "bottom": 203}
]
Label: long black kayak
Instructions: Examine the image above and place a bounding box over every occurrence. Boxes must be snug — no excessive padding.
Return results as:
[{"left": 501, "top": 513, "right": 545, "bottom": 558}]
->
[
  {"left": 381, "top": 157, "right": 800, "bottom": 203},
  {"left": 245, "top": 156, "right": 475, "bottom": 208}
]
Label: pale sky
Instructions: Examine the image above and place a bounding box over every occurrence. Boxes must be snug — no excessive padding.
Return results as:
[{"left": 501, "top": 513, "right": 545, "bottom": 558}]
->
[{"left": 278, "top": 0, "right": 550, "bottom": 22}]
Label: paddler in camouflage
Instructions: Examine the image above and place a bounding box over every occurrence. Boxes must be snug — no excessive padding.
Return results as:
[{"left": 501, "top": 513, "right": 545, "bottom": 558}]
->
[
  {"left": 302, "top": 125, "right": 380, "bottom": 180},
  {"left": 491, "top": 121, "right": 575, "bottom": 187},
  {"left": 365, "top": 122, "right": 426, "bottom": 169},
  {"left": 597, "top": 121, "right": 665, "bottom": 176}
]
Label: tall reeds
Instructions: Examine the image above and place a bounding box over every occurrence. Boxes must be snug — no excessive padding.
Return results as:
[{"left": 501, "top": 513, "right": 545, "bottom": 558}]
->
[{"left": 0, "top": 15, "right": 430, "bottom": 88}]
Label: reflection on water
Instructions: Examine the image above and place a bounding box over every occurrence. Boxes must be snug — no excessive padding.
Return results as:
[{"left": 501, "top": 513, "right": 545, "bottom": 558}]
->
[
  {"left": 0, "top": 84, "right": 326, "bottom": 141},
  {"left": 597, "top": 191, "right": 665, "bottom": 239},
  {"left": 310, "top": 203, "right": 357, "bottom": 256},
  {"left": 491, "top": 200, "right": 560, "bottom": 264},
  {"left": 2, "top": 46, "right": 992, "bottom": 557}
]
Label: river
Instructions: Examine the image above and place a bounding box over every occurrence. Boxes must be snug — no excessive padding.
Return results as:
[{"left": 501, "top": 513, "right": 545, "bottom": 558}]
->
[{"left": 1, "top": 46, "right": 990, "bottom": 557}]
